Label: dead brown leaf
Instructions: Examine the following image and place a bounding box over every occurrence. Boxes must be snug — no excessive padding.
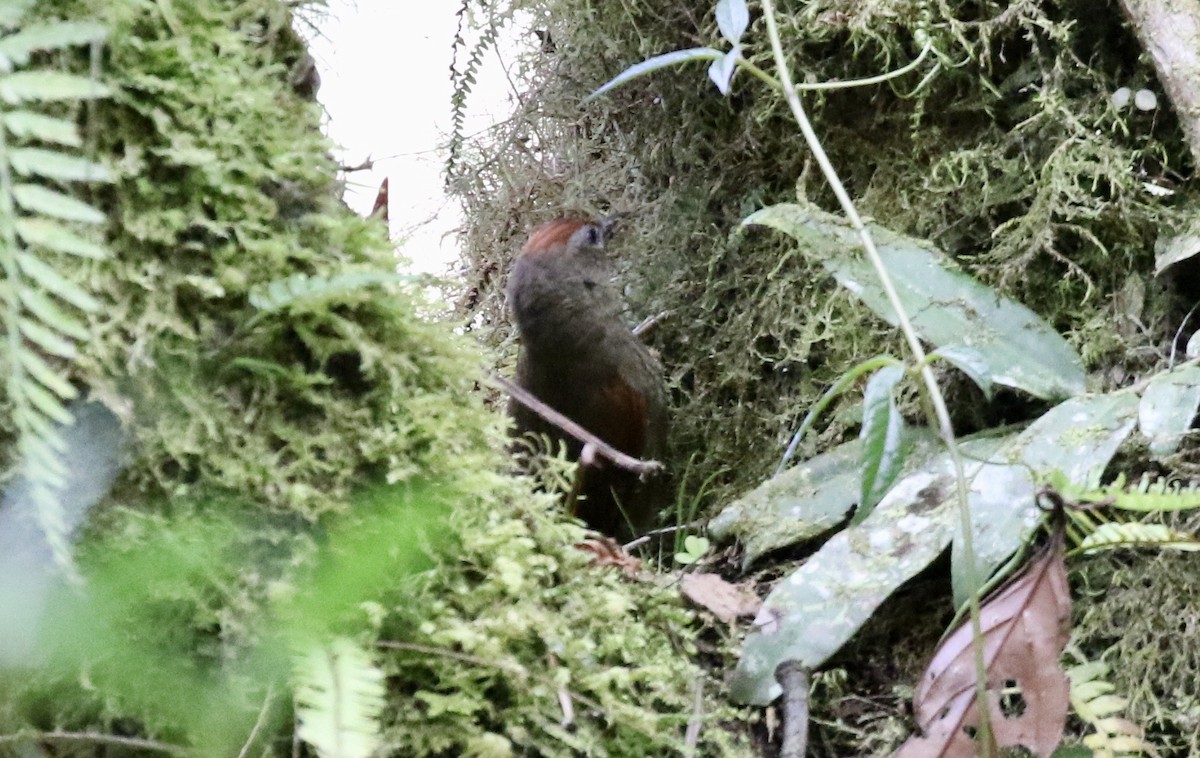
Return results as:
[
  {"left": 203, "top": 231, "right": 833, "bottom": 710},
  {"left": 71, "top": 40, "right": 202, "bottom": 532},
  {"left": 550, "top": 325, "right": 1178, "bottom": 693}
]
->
[
  {"left": 679, "top": 572, "right": 762, "bottom": 623},
  {"left": 895, "top": 533, "right": 1071, "bottom": 758},
  {"left": 576, "top": 536, "right": 642, "bottom": 578}
]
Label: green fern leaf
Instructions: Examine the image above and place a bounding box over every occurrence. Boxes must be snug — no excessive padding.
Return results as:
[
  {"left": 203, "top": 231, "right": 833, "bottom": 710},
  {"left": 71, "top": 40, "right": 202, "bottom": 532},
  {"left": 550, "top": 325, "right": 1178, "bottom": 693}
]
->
[
  {"left": 20, "top": 318, "right": 76, "bottom": 359},
  {"left": 9, "top": 147, "right": 111, "bottom": 181},
  {"left": 249, "top": 271, "right": 417, "bottom": 312},
  {"left": 16, "top": 252, "right": 100, "bottom": 310},
  {"left": 13, "top": 184, "right": 105, "bottom": 222},
  {"left": 1080, "top": 522, "right": 1200, "bottom": 554},
  {"left": 18, "top": 348, "right": 77, "bottom": 399},
  {"left": 4, "top": 110, "right": 81, "bottom": 145},
  {"left": 1066, "top": 652, "right": 1157, "bottom": 757},
  {"left": 19, "top": 288, "right": 89, "bottom": 339},
  {"left": 15, "top": 218, "right": 106, "bottom": 257},
  {"left": 0, "top": 21, "right": 106, "bottom": 64},
  {"left": 0, "top": 9, "right": 110, "bottom": 584},
  {"left": 0, "top": 70, "right": 110, "bottom": 103},
  {"left": 295, "top": 638, "right": 386, "bottom": 758}
]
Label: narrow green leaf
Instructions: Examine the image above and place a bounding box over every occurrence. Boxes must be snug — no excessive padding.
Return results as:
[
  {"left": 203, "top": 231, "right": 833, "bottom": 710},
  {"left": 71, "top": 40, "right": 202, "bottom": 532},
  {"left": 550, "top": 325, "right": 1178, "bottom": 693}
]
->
[
  {"left": 707, "top": 47, "right": 740, "bottom": 95},
  {"left": 20, "top": 379, "right": 74, "bottom": 424},
  {"left": 0, "top": 21, "right": 108, "bottom": 65},
  {"left": 0, "top": 71, "right": 110, "bottom": 103},
  {"left": 585, "top": 47, "right": 723, "bottom": 103},
  {"left": 16, "top": 218, "right": 107, "bottom": 257},
  {"left": 9, "top": 147, "right": 112, "bottom": 182},
  {"left": 18, "top": 348, "right": 77, "bottom": 402},
  {"left": 16, "top": 252, "right": 100, "bottom": 311},
  {"left": 17, "top": 427, "right": 69, "bottom": 476},
  {"left": 19, "top": 287, "right": 90, "bottom": 339},
  {"left": 4, "top": 110, "right": 81, "bottom": 146},
  {"left": 20, "top": 318, "right": 76, "bottom": 358},
  {"left": 13, "top": 184, "right": 105, "bottom": 223},
  {"left": 715, "top": 0, "right": 750, "bottom": 44},
  {"left": 856, "top": 365, "right": 906, "bottom": 524}
]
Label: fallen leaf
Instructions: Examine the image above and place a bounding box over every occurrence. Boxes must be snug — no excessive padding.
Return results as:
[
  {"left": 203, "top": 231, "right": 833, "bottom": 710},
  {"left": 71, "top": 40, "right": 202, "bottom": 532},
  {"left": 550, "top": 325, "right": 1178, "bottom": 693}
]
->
[
  {"left": 896, "top": 533, "right": 1071, "bottom": 757},
  {"left": 679, "top": 572, "right": 761, "bottom": 623},
  {"left": 576, "top": 537, "right": 642, "bottom": 578}
]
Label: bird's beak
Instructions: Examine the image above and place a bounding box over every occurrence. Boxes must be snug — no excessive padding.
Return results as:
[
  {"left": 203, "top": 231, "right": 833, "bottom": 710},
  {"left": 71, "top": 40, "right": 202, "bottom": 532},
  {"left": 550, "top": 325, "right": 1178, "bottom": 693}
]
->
[{"left": 598, "top": 211, "right": 634, "bottom": 243}]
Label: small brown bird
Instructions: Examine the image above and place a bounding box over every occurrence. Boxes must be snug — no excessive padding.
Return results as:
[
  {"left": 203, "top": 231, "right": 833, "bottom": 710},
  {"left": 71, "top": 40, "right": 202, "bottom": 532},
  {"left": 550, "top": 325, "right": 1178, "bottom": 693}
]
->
[{"left": 506, "top": 215, "right": 668, "bottom": 538}]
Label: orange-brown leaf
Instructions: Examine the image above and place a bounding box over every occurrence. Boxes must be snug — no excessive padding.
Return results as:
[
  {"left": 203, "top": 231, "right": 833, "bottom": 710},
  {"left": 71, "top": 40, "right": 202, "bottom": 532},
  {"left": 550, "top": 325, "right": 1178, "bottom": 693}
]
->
[{"left": 896, "top": 534, "right": 1071, "bottom": 757}]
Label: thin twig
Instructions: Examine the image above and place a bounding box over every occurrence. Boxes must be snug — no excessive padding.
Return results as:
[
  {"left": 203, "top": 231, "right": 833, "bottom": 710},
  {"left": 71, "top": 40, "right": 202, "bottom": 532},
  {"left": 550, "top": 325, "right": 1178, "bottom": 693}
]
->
[
  {"left": 632, "top": 310, "right": 671, "bottom": 337},
  {"left": 621, "top": 520, "right": 704, "bottom": 551},
  {"left": 338, "top": 157, "right": 374, "bottom": 173},
  {"left": 238, "top": 684, "right": 275, "bottom": 758},
  {"left": 492, "top": 374, "right": 664, "bottom": 477},
  {"left": 777, "top": 661, "right": 810, "bottom": 758},
  {"left": 0, "top": 731, "right": 186, "bottom": 755}
]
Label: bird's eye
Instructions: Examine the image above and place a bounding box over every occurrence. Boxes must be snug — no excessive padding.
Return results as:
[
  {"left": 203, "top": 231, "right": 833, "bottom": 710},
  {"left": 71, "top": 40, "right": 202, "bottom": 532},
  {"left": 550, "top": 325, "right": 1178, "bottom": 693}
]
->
[{"left": 585, "top": 225, "right": 601, "bottom": 246}]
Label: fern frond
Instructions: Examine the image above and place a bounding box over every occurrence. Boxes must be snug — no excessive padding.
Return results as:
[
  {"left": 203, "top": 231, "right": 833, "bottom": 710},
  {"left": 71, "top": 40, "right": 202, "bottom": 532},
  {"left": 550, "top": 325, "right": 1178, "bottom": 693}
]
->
[
  {"left": 1066, "top": 651, "right": 1160, "bottom": 757},
  {"left": 0, "top": 20, "right": 106, "bottom": 64},
  {"left": 249, "top": 270, "right": 416, "bottom": 313},
  {"left": 294, "top": 638, "right": 386, "bottom": 758},
  {"left": 446, "top": 1, "right": 511, "bottom": 183},
  {"left": 1050, "top": 471, "right": 1200, "bottom": 513},
  {"left": 1078, "top": 522, "right": 1200, "bottom": 555},
  {"left": 0, "top": 7, "right": 110, "bottom": 579}
]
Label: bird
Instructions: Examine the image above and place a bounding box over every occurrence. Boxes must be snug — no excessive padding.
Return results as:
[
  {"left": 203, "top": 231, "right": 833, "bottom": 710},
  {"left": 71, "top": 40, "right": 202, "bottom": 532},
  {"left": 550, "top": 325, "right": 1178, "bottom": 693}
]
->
[{"left": 506, "top": 215, "right": 668, "bottom": 539}]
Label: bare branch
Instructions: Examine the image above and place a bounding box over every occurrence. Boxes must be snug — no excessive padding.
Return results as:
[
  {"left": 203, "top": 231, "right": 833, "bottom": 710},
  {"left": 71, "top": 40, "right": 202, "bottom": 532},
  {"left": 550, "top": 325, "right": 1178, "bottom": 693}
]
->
[{"left": 491, "top": 374, "right": 664, "bottom": 477}]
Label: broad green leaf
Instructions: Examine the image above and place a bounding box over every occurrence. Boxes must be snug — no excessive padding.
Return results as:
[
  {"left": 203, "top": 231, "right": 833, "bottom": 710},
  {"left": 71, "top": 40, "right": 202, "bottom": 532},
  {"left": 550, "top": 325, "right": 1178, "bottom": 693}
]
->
[
  {"left": 9, "top": 147, "right": 112, "bottom": 182},
  {"left": 744, "top": 204, "right": 1086, "bottom": 400},
  {"left": 4, "top": 110, "right": 81, "bottom": 146},
  {"left": 931, "top": 344, "right": 994, "bottom": 398},
  {"left": 707, "top": 47, "right": 740, "bottom": 95},
  {"left": 950, "top": 392, "right": 1139, "bottom": 606},
  {"left": 856, "top": 364, "right": 905, "bottom": 524},
  {"left": 16, "top": 252, "right": 100, "bottom": 311},
  {"left": 585, "top": 47, "right": 723, "bottom": 103},
  {"left": 13, "top": 184, "right": 105, "bottom": 223},
  {"left": 1137, "top": 363, "right": 1200, "bottom": 455},
  {"left": 711, "top": 428, "right": 939, "bottom": 565},
  {"left": 715, "top": 0, "right": 749, "bottom": 44},
  {"left": 711, "top": 438, "right": 865, "bottom": 565},
  {"left": 0, "top": 21, "right": 107, "bottom": 65},
  {"left": 19, "top": 287, "right": 89, "bottom": 339},
  {"left": 730, "top": 435, "right": 1008, "bottom": 705},
  {"left": 0, "top": 71, "right": 110, "bottom": 103},
  {"left": 16, "top": 218, "right": 107, "bottom": 257}
]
